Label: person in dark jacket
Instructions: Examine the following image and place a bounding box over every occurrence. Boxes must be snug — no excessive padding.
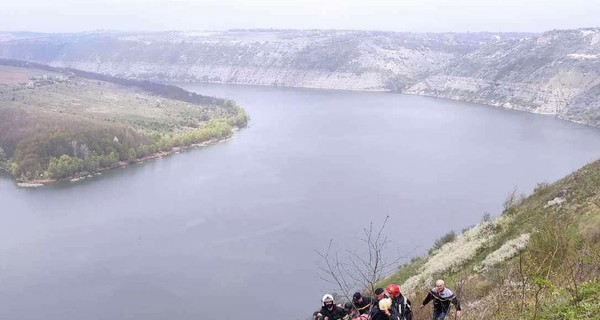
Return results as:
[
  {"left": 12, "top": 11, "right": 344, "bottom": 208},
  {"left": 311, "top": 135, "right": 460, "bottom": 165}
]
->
[
  {"left": 374, "top": 287, "right": 387, "bottom": 301},
  {"left": 370, "top": 297, "right": 399, "bottom": 320},
  {"left": 352, "top": 292, "right": 374, "bottom": 315},
  {"left": 320, "top": 294, "right": 349, "bottom": 320},
  {"left": 386, "top": 284, "right": 413, "bottom": 320},
  {"left": 369, "top": 288, "right": 388, "bottom": 320},
  {"left": 419, "top": 279, "right": 462, "bottom": 320}
]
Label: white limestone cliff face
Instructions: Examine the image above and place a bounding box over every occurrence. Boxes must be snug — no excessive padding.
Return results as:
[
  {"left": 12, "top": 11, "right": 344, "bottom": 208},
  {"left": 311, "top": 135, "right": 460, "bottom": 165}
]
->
[
  {"left": 52, "top": 61, "right": 389, "bottom": 91},
  {"left": 406, "top": 28, "right": 600, "bottom": 126},
  {"left": 0, "top": 30, "right": 504, "bottom": 91}
]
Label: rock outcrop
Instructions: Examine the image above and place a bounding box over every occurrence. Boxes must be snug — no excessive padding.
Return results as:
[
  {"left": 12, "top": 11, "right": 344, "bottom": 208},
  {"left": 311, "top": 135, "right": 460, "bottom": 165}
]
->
[{"left": 406, "top": 28, "right": 600, "bottom": 126}]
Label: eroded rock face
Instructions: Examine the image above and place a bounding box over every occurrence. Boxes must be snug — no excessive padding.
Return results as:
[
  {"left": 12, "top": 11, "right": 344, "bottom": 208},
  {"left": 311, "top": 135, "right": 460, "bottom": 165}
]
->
[
  {"left": 406, "top": 28, "right": 600, "bottom": 125},
  {"left": 1, "top": 29, "right": 599, "bottom": 126},
  {"left": 0, "top": 30, "right": 520, "bottom": 91}
]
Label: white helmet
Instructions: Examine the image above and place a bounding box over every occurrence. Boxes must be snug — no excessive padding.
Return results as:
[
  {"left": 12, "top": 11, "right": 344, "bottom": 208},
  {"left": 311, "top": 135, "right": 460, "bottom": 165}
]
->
[{"left": 322, "top": 294, "right": 334, "bottom": 306}]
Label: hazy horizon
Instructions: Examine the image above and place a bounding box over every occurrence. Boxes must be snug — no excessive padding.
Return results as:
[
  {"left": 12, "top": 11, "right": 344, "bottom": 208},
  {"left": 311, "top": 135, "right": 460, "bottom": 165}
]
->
[
  {"left": 3, "top": 27, "right": 598, "bottom": 35},
  {"left": 2, "top": 0, "right": 598, "bottom": 34}
]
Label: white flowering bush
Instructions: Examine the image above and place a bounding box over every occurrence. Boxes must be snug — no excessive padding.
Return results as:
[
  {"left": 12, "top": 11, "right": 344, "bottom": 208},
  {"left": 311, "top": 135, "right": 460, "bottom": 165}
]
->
[
  {"left": 402, "top": 215, "right": 514, "bottom": 292},
  {"left": 474, "top": 233, "right": 530, "bottom": 272}
]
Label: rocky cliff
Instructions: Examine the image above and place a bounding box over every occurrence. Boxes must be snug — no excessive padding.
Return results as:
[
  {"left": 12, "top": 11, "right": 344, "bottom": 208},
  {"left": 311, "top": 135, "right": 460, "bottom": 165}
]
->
[
  {"left": 406, "top": 28, "right": 600, "bottom": 126},
  {"left": 0, "top": 30, "right": 523, "bottom": 91},
  {"left": 1, "top": 29, "right": 599, "bottom": 126}
]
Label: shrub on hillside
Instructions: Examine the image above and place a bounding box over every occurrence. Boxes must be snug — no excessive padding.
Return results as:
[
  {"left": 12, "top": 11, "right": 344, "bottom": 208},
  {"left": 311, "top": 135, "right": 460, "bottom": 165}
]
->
[{"left": 429, "top": 231, "right": 457, "bottom": 254}]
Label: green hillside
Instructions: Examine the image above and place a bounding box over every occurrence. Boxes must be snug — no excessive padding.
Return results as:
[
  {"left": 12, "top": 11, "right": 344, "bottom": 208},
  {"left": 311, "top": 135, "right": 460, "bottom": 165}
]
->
[
  {"left": 0, "top": 63, "right": 247, "bottom": 184},
  {"left": 383, "top": 159, "right": 600, "bottom": 319}
]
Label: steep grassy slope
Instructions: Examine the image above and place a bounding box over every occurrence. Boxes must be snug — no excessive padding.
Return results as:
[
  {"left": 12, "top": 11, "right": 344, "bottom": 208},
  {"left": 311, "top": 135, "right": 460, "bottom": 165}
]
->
[
  {"left": 381, "top": 159, "right": 600, "bottom": 319},
  {"left": 0, "top": 63, "right": 247, "bottom": 183}
]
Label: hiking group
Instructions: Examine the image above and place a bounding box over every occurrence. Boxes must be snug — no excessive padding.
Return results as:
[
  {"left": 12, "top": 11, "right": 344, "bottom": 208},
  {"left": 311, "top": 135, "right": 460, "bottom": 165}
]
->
[{"left": 313, "top": 279, "right": 461, "bottom": 320}]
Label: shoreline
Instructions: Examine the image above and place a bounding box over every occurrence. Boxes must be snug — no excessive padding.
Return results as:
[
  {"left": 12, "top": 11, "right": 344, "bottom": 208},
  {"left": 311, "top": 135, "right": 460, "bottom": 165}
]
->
[
  {"left": 176, "top": 80, "right": 600, "bottom": 130},
  {"left": 401, "top": 91, "right": 600, "bottom": 130},
  {"left": 168, "top": 79, "right": 390, "bottom": 94},
  {"left": 14, "top": 131, "right": 238, "bottom": 188}
]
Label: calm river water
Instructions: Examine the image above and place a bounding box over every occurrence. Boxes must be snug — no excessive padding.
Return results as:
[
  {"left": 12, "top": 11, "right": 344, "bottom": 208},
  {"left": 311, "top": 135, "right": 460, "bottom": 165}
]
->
[{"left": 2, "top": 83, "right": 600, "bottom": 320}]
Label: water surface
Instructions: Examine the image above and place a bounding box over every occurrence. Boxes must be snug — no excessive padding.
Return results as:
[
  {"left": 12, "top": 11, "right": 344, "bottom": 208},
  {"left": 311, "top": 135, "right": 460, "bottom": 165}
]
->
[{"left": 2, "top": 84, "right": 600, "bottom": 320}]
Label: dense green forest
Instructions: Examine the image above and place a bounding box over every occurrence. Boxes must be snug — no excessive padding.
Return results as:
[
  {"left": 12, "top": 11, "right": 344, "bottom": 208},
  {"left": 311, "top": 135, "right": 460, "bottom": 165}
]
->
[
  {"left": 0, "top": 63, "right": 247, "bottom": 183},
  {"left": 0, "top": 107, "right": 245, "bottom": 180}
]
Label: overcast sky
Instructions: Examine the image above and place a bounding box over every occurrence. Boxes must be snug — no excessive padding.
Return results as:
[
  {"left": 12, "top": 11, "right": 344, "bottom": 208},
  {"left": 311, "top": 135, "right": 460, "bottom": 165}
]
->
[{"left": 2, "top": 0, "right": 599, "bottom": 33}]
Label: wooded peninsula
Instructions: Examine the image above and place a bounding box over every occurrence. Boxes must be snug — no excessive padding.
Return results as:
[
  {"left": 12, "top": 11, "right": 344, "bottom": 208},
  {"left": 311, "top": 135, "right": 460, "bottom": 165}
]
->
[{"left": 0, "top": 60, "right": 247, "bottom": 185}]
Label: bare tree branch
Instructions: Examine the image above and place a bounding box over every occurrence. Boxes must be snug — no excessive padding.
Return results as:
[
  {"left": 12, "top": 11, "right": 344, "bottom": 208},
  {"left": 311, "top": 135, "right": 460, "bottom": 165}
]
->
[{"left": 315, "top": 215, "right": 407, "bottom": 307}]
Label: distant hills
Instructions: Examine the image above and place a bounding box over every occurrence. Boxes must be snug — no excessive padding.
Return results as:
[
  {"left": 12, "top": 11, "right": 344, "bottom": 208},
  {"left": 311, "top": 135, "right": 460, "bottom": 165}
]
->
[{"left": 0, "top": 28, "right": 598, "bottom": 126}]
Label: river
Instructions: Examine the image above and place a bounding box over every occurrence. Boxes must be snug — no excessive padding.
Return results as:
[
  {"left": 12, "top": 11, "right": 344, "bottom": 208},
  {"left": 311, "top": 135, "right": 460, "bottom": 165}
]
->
[{"left": 2, "top": 83, "right": 600, "bottom": 320}]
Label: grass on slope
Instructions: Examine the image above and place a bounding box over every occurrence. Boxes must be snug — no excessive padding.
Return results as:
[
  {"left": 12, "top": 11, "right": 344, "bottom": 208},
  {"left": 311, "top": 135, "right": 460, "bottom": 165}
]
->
[{"left": 380, "top": 159, "right": 600, "bottom": 320}]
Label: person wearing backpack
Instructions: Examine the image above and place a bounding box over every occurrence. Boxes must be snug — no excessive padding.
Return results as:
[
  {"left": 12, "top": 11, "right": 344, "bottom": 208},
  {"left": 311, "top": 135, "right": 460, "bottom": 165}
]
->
[{"left": 386, "top": 284, "right": 413, "bottom": 320}]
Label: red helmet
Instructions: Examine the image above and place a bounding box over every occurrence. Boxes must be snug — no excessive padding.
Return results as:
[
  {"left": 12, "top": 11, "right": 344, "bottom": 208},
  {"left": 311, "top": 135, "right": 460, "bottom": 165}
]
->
[{"left": 386, "top": 284, "right": 401, "bottom": 297}]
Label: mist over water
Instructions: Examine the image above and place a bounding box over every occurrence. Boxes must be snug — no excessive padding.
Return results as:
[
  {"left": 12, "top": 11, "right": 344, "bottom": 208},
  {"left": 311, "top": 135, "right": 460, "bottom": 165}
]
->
[{"left": 3, "top": 84, "right": 600, "bottom": 320}]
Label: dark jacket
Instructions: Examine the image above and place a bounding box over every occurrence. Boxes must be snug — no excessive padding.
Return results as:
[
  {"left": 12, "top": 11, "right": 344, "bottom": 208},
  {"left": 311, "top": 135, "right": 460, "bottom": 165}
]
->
[
  {"left": 421, "top": 288, "right": 461, "bottom": 313},
  {"left": 319, "top": 305, "right": 348, "bottom": 320},
  {"left": 353, "top": 296, "right": 374, "bottom": 315},
  {"left": 369, "top": 302, "right": 399, "bottom": 320},
  {"left": 391, "top": 295, "right": 413, "bottom": 320}
]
